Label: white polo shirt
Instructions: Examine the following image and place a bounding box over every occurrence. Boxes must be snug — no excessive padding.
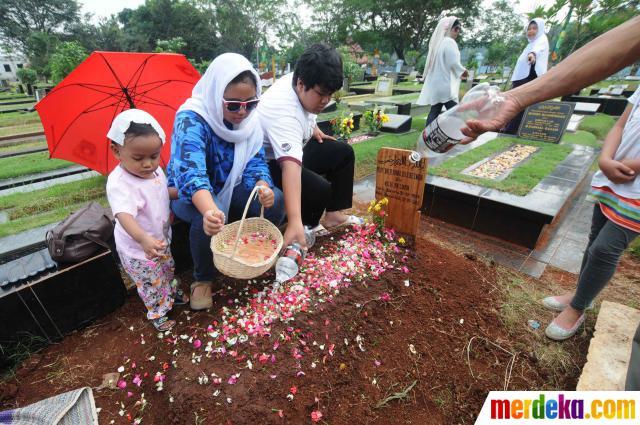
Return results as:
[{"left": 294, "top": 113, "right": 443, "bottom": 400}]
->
[{"left": 257, "top": 73, "right": 316, "bottom": 166}]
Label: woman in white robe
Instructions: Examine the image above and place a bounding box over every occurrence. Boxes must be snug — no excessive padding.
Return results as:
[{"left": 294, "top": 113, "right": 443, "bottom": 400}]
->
[
  {"left": 417, "top": 17, "right": 467, "bottom": 126},
  {"left": 504, "top": 18, "right": 549, "bottom": 134}
]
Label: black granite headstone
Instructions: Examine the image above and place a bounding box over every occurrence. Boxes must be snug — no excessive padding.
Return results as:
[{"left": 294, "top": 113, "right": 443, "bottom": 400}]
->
[{"left": 517, "top": 101, "right": 574, "bottom": 144}]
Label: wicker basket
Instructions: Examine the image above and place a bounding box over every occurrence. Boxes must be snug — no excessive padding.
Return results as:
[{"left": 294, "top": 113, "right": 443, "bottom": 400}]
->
[{"left": 211, "top": 185, "right": 283, "bottom": 279}]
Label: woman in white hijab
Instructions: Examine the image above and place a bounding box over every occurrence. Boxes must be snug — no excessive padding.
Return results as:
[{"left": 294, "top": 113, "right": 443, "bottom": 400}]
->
[
  {"left": 504, "top": 18, "right": 549, "bottom": 133},
  {"left": 168, "top": 53, "right": 285, "bottom": 310},
  {"left": 417, "top": 16, "right": 468, "bottom": 126}
]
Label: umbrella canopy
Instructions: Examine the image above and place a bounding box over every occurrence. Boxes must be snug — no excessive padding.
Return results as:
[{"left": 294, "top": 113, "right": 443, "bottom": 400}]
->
[{"left": 35, "top": 51, "right": 200, "bottom": 175}]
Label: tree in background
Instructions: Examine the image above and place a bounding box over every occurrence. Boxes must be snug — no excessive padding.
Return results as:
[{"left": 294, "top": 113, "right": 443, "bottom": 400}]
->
[
  {"left": 16, "top": 67, "right": 38, "bottom": 94},
  {"left": 302, "top": 0, "right": 480, "bottom": 61},
  {"left": 468, "top": 0, "right": 524, "bottom": 69},
  {"left": 0, "top": 0, "right": 79, "bottom": 52},
  {"left": 155, "top": 37, "right": 187, "bottom": 53},
  {"left": 50, "top": 41, "right": 88, "bottom": 83}
]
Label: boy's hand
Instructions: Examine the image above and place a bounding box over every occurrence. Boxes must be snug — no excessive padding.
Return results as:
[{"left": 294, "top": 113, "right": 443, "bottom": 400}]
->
[
  {"left": 283, "top": 220, "right": 307, "bottom": 249},
  {"left": 313, "top": 125, "right": 335, "bottom": 143},
  {"left": 141, "top": 235, "right": 166, "bottom": 259},
  {"left": 203, "top": 209, "right": 225, "bottom": 236},
  {"left": 257, "top": 184, "right": 274, "bottom": 208}
]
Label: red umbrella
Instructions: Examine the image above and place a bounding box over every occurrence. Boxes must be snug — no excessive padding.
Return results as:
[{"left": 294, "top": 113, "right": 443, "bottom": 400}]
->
[{"left": 35, "top": 51, "right": 200, "bottom": 175}]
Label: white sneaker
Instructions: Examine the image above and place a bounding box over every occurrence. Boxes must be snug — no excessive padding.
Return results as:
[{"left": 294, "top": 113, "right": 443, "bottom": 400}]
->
[
  {"left": 545, "top": 314, "right": 586, "bottom": 341},
  {"left": 541, "top": 296, "right": 594, "bottom": 312}
]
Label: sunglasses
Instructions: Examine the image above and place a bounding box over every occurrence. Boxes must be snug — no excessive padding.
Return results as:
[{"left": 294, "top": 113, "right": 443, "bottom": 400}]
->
[{"left": 223, "top": 99, "right": 260, "bottom": 112}]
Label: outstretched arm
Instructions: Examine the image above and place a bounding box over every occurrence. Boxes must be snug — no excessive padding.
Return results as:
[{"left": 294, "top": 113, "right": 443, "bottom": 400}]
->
[{"left": 462, "top": 16, "right": 640, "bottom": 140}]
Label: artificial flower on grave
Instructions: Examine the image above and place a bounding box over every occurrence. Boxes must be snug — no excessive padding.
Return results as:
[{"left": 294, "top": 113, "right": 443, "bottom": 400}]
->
[
  {"left": 363, "top": 105, "right": 389, "bottom": 134},
  {"left": 367, "top": 197, "right": 389, "bottom": 230},
  {"left": 330, "top": 111, "right": 355, "bottom": 140}
]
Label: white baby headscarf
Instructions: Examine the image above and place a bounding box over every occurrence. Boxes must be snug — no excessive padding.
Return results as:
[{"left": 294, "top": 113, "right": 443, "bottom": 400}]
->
[
  {"left": 178, "top": 53, "right": 264, "bottom": 216},
  {"left": 423, "top": 16, "right": 458, "bottom": 79},
  {"left": 107, "top": 109, "right": 166, "bottom": 145},
  {"left": 512, "top": 18, "right": 549, "bottom": 81}
]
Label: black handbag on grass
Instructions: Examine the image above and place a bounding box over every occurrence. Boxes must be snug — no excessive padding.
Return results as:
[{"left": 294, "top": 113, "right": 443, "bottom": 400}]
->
[{"left": 46, "top": 202, "right": 114, "bottom": 263}]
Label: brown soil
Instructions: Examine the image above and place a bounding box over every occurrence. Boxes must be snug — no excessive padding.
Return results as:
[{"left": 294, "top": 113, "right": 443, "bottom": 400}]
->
[{"left": 0, "top": 223, "right": 593, "bottom": 424}]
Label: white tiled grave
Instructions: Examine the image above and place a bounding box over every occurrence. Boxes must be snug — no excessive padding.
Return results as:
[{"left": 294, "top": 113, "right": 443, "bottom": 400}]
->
[
  {"left": 566, "top": 114, "right": 585, "bottom": 133},
  {"left": 573, "top": 102, "right": 600, "bottom": 115}
]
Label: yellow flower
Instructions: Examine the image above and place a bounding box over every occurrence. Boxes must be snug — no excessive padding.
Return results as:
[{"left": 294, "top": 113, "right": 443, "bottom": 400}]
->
[
  {"left": 398, "top": 237, "right": 406, "bottom": 245},
  {"left": 381, "top": 197, "right": 389, "bottom": 205},
  {"left": 374, "top": 204, "right": 381, "bottom": 212},
  {"left": 369, "top": 200, "right": 376, "bottom": 207},
  {"left": 381, "top": 115, "right": 389, "bottom": 123}
]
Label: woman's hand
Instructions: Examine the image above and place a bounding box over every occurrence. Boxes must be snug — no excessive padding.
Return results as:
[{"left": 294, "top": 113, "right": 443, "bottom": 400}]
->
[
  {"left": 527, "top": 53, "right": 536, "bottom": 65},
  {"left": 141, "top": 234, "right": 166, "bottom": 259},
  {"left": 257, "top": 183, "right": 274, "bottom": 208},
  {"left": 599, "top": 158, "right": 636, "bottom": 184},
  {"left": 203, "top": 209, "right": 225, "bottom": 236}
]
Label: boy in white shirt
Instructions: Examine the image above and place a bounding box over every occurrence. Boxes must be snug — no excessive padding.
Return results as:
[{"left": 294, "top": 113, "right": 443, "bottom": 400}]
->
[{"left": 257, "top": 43, "right": 363, "bottom": 247}]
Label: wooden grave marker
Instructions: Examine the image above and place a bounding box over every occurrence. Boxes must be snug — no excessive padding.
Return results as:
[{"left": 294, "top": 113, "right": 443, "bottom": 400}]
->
[{"left": 375, "top": 147, "right": 427, "bottom": 236}]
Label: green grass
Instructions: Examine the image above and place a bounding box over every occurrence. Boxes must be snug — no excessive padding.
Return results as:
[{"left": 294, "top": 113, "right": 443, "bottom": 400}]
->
[
  {"left": 0, "top": 176, "right": 107, "bottom": 237},
  {"left": 317, "top": 102, "right": 350, "bottom": 121},
  {"left": 0, "top": 151, "right": 72, "bottom": 180},
  {"left": 0, "top": 139, "right": 46, "bottom": 154},
  {"left": 561, "top": 130, "right": 599, "bottom": 148},
  {"left": 0, "top": 199, "right": 109, "bottom": 238},
  {"left": 0, "top": 122, "right": 43, "bottom": 138},
  {"left": 0, "top": 110, "right": 41, "bottom": 127},
  {"left": 353, "top": 129, "right": 419, "bottom": 179},
  {"left": 429, "top": 137, "right": 573, "bottom": 196},
  {"left": 578, "top": 113, "right": 616, "bottom": 140},
  {"left": 629, "top": 238, "right": 640, "bottom": 259},
  {"left": 0, "top": 102, "right": 34, "bottom": 112},
  {"left": 0, "top": 92, "right": 32, "bottom": 100}
]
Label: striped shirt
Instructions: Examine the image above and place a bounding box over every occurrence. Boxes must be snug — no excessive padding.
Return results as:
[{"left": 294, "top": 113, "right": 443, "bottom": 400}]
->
[{"left": 590, "top": 87, "right": 640, "bottom": 233}]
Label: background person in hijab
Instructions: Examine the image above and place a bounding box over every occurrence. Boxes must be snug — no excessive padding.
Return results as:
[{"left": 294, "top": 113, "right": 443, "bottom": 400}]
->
[
  {"left": 168, "top": 53, "right": 285, "bottom": 310},
  {"left": 417, "top": 16, "right": 468, "bottom": 127},
  {"left": 503, "top": 18, "right": 549, "bottom": 134}
]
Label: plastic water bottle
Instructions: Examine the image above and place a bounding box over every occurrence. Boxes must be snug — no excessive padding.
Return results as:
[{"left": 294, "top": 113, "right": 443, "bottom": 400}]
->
[
  {"left": 274, "top": 242, "right": 305, "bottom": 284},
  {"left": 410, "top": 83, "right": 504, "bottom": 162}
]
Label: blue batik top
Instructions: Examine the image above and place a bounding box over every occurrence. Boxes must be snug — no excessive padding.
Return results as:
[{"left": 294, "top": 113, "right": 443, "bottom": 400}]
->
[{"left": 167, "top": 110, "right": 273, "bottom": 200}]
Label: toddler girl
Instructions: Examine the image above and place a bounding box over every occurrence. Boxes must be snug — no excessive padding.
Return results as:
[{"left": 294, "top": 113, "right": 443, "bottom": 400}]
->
[{"left": 106, "top": 109, "right": 186, "bottom": 331}]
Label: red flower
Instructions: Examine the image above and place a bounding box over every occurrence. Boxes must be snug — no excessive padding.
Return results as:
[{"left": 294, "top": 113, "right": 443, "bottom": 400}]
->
[{"left": 311, "top": 410, "right": 323, "bottom": 422}]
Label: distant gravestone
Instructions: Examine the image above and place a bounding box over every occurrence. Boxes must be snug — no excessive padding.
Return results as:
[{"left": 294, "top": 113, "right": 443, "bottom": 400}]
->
[
  {"left": 380, "top": 114, "right": 412, "bottom": 133},
  {"left": 375, "top": 148, "right": 427, "bottom": 236},
  {"left": 407, "top": 70, "right": 419, "bottom": 81},
  {"left": 375, "top": 77, "right": 394, "bottom": 96},
  {"left": 517, "top": 101, "right": 574, "bottom": 144}
]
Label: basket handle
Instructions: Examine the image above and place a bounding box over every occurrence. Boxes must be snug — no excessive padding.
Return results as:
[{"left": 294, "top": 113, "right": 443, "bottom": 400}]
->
[{"left": 229, "top": 185, "right": 267, "bottom": 259}]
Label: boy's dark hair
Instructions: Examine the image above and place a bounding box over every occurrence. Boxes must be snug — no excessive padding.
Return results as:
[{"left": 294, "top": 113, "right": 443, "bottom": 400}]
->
[
  {"left": 229, "top": 70, "right": 257, "bottom": 88},
  {"left": 293, "top": 43, "right": 343, "bottom": 93},
  {"left": 123, "top": 122, "right": 159, "bottom": 141}
]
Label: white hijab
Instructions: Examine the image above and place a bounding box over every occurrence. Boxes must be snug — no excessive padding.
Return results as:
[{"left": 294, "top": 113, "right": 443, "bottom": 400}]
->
[
  {"left": 512, "top": 18, "right": 549, "bottom": 81},
  {"left": 178, "top": 53, "right": 263, "bottom": 215},
  {"left": 423, "top": 16, "right": 458, "bottom": 78}
]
